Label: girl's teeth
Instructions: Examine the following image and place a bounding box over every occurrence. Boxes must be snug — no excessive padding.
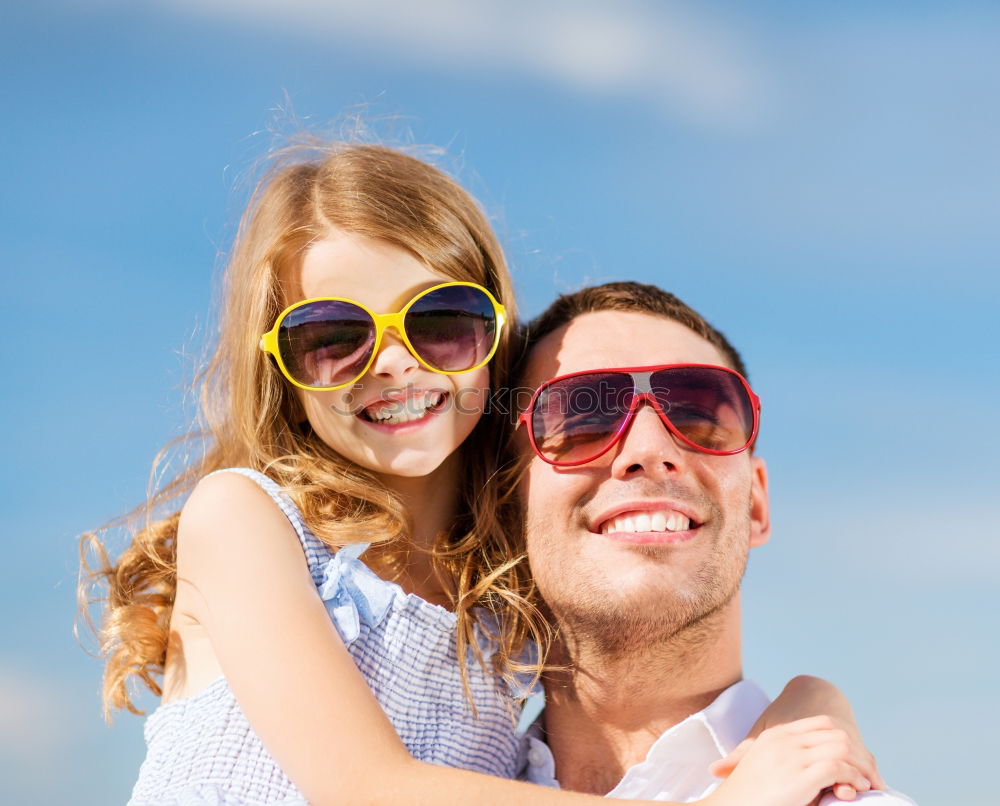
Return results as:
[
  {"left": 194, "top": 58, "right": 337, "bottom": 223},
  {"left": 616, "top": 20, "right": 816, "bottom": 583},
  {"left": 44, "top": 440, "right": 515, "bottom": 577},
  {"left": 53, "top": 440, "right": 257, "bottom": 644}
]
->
[{"left": 369, "top": 393, "right": 442, "bottom": 424}]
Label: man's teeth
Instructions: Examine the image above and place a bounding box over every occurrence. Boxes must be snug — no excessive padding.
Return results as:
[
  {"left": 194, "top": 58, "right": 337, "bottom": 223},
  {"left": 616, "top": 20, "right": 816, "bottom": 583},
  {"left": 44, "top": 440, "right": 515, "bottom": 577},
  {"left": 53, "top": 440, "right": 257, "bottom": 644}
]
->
[
  {"left": 367, "top": 393, "right": 444, "bottom": 425},
  {"left": 600, "top": 511, "right": 691, "bottom": 535}
]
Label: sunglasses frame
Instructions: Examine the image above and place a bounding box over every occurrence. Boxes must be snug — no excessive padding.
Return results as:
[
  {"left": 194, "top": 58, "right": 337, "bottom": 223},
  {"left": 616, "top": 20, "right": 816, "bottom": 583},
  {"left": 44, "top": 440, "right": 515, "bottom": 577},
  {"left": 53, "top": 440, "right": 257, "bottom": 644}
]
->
[
  {"left": 259, "top": 281, "right": 507, "bottom": 392},
  {"left": 518, "top": 363, "right": 761, "bottom": 467}
]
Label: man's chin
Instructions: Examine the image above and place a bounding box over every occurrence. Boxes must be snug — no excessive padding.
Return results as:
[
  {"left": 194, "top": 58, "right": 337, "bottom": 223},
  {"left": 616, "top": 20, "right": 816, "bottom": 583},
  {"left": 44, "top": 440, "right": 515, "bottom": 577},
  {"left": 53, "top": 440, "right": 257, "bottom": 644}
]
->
[
  {"left": 546, "top": 568, "right": 740, "bottom": 654},
  {"left": 588, "top": 546, "right": 705, "bottom": 587},
  {"left": 557, "top": 598, "right": 711, "bottom": 655}
]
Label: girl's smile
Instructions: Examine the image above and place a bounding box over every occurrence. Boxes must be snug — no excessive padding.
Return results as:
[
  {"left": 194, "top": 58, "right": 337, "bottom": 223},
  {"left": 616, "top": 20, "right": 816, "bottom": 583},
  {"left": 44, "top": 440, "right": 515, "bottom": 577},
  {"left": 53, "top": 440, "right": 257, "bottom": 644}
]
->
[{"left": 355, "top": 387, "right": 450, "bottom": 428}]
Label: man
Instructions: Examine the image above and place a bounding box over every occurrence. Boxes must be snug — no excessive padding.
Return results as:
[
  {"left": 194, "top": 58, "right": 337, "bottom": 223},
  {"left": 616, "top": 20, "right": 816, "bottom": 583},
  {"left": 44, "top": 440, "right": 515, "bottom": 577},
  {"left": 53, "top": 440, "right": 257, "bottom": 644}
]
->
[{"left": 512, "top": 282, "right": 915, "bottom": 804}]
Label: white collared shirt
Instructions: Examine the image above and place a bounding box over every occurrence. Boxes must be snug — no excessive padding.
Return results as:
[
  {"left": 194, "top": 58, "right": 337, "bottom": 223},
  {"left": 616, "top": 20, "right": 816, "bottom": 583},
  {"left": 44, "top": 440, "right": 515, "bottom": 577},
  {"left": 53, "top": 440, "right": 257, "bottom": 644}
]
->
[{"left": 519, "top": 680, "right": 917, "bottom": 804}]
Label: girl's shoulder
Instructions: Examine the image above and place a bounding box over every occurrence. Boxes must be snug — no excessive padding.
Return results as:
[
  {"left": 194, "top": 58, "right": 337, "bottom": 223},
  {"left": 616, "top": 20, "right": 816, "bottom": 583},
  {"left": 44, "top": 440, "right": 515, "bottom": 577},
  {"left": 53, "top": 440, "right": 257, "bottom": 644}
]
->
[
  {"left": 176, "top": 467, "right": 337, "bottom": 591},
  {"left": 176, "top": 467, "right": 309, "bottom": 566},
  {"left": 178, "top": 468, "right": 301, "bottom": 547},
  {"left": 180, "top": 469, "right": 458, "bottom": 645},
  {"left": 178, "top": 468, "right": 460, "bottom": 648}
]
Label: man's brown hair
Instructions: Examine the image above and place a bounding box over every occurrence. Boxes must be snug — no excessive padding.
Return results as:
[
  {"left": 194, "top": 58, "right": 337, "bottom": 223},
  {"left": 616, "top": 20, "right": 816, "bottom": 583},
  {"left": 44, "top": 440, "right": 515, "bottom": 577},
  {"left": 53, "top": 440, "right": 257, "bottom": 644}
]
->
[{"left": 519, "top": 280, "right": 749, "bottom": 380}]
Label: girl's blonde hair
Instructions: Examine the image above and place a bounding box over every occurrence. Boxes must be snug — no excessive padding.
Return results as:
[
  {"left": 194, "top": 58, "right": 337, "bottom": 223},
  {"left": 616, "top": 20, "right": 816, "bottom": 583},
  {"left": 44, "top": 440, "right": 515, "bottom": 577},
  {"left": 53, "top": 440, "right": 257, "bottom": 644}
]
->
[{"left": 79, "top": 142, "right": 548, "bottom": 718}]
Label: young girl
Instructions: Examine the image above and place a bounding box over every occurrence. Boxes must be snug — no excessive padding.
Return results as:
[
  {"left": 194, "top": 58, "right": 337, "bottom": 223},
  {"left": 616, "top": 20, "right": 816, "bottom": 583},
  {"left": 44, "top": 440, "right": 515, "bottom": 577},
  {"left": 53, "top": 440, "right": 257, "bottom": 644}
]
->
[{"left": 81, "top": 141, "right": 880, "bottom": 806}]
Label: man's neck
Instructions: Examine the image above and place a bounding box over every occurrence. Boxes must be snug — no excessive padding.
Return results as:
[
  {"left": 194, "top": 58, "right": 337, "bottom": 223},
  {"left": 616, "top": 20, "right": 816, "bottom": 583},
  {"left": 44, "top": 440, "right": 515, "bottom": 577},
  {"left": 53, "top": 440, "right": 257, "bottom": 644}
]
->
[{"left": 541, "top": 598, "right": 743, "bottom": 795}]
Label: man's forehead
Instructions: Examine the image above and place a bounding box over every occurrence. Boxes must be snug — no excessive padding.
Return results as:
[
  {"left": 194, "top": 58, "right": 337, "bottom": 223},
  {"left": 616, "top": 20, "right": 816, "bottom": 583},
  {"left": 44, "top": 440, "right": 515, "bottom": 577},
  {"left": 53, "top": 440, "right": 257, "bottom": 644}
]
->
[{"left": 524, "top": 310, "right": 729, "bottom": 388}]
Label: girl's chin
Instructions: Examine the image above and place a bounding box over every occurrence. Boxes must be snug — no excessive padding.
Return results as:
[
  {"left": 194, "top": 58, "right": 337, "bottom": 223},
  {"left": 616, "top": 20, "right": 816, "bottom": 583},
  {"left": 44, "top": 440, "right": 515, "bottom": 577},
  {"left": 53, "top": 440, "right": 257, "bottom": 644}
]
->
[
  {"left": 369, "top": 459, "right": 455, "bottom": 485},
  {"left": 317, "top": 413, "right": 478, "bottom": 480},
  {"left": 358, "top": 445, "right": 459, "bottom": 481}
]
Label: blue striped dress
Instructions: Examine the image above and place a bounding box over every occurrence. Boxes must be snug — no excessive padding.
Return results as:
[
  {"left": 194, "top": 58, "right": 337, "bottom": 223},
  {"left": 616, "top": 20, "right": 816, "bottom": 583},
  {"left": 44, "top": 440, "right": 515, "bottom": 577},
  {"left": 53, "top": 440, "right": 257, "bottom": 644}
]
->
[{"left": 127, "top": 467, "right": 522, "bottom": 805}]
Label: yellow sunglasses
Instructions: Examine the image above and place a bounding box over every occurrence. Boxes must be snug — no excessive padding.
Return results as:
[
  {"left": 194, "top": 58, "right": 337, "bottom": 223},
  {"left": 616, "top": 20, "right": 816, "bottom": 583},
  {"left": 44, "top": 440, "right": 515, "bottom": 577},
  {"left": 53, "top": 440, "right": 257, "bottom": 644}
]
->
[{"left": 259, "top": 281, "right": 507, "bottom": 391}]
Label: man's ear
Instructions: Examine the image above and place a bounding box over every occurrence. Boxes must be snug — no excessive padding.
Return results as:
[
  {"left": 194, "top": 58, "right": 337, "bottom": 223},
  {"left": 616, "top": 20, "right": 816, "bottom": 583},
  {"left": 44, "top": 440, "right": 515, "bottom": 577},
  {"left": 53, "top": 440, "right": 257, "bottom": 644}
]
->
[{"left": 749, "top": 456, "right": 771, "bottom": 548}]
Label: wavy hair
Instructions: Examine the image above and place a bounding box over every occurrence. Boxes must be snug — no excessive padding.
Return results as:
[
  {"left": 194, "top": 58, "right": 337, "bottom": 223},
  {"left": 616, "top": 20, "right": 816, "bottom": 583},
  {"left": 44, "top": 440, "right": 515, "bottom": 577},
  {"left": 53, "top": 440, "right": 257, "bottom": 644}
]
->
[{"left": 78, "top": 142, "right": 550, "bottom": 719}]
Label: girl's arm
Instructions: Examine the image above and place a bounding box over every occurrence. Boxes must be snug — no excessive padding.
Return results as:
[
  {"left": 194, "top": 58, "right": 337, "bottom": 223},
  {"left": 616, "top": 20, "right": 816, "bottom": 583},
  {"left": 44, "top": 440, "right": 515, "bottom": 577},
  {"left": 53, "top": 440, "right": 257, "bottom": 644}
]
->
[
  {"left": 707, "top": 716, "right": 877, "bottom": 806},
  {"left": 710, "top": 676, "right": 885, "bottom": 801},
  {"left": 757, "top": 676, "right": 874, "bottom": 752},
  {"left": 179, "top": 472, "right": 641, "bottom": 806},
  {"left": 178, "top": 473, "right": 872, "bottom": 806}
]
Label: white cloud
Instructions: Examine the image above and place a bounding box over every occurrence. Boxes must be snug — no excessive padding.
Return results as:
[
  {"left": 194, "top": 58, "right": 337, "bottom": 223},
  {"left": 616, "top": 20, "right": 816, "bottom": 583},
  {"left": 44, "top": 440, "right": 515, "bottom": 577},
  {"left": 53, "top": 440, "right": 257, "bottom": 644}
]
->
[
  {"left": 770, "top": 493, "right": 1000, "bottom": 585},
  {"left": 0, "top": 664, "right": 71, "bottom": 767},
  {"left": 155, "top": 0, "right": 773, "bottom": 131}
]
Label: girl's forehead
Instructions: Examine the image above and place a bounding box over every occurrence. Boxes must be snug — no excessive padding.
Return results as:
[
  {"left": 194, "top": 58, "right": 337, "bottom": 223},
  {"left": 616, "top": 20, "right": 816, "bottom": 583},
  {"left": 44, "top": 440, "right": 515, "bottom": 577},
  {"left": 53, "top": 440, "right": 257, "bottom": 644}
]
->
[{"left": 289, "top": 230, "right": 443, "bottom": 309}]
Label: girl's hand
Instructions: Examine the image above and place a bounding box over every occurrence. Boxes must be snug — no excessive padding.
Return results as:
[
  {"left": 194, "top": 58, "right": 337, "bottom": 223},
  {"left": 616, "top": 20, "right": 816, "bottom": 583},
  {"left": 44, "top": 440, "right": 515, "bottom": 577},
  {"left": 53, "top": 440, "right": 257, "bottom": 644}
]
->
[
  {"left": 713, "top": 675, "right": 885, "bottom": 800},
  {"left": 705, "top": 716, "right": 875, "bottom": 806}
]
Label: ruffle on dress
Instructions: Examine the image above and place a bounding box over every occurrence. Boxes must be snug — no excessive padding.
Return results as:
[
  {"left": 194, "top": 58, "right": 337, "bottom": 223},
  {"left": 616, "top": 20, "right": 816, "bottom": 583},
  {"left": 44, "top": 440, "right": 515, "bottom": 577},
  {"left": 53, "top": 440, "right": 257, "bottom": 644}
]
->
[{"left": 317, "top": 548, "right": 398, "bottom": 646}]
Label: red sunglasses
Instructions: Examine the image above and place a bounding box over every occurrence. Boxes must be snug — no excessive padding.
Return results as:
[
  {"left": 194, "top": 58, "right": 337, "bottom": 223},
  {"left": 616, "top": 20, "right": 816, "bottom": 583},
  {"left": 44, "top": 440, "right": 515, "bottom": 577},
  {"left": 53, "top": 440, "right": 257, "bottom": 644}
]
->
[{"left": 518, "top": 363, "right": 761, "bottom": 467}]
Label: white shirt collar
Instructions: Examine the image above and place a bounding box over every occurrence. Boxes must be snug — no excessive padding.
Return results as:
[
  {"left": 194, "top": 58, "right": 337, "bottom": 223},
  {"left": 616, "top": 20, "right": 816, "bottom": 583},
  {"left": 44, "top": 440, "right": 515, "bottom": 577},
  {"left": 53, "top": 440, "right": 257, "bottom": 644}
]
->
[{"left": 605, "top": 679, "right": 769, "bottom": 800}]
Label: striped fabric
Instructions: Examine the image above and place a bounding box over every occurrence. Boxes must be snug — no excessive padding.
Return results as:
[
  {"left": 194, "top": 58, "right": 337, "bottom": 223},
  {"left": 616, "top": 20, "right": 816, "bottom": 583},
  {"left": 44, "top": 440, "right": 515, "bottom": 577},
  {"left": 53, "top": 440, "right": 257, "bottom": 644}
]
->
[{"left": 128, "top": 467, "right": 521, "bottom": 805}]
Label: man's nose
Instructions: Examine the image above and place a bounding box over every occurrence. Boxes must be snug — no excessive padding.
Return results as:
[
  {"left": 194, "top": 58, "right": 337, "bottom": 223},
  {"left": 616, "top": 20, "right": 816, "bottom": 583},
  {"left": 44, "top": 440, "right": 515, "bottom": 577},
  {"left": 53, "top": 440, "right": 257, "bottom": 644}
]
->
[
  {"left": 369, "top": 327, "right": 418, "bottom": 382},
  {"left": 609, "top": 402, "right": 685, "bottom": 480}
]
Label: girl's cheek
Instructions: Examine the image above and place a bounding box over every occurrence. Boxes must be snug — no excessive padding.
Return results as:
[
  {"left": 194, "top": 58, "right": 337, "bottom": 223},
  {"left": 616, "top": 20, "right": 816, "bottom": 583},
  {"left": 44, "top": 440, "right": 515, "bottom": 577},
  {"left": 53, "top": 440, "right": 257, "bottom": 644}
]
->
[
  {"left": 326, "top": 389, "right": 359, "bottom": 419},
  {"left": 452, "top": 385, "right": 488, "bottom": 420},
  {"left": 451, "top": 367, "right": 491, "bottom": 420},
  {"left": 295, "top": 389, "right": 356, "bottom": 434}
]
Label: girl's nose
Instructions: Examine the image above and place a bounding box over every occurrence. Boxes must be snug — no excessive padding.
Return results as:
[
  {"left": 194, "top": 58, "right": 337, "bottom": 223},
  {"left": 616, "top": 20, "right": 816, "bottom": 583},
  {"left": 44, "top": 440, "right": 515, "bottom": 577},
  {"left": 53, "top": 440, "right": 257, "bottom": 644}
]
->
[{"left": 369, "top": 328, "right": 419, "bottom": 384}]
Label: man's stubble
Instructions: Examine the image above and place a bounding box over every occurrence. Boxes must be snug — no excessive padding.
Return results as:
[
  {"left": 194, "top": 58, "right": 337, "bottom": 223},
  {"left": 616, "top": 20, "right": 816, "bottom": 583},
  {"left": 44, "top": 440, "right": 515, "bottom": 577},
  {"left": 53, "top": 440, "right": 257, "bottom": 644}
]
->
[{"left": 528, "top": 491, "right": 754, "bottom": 661}]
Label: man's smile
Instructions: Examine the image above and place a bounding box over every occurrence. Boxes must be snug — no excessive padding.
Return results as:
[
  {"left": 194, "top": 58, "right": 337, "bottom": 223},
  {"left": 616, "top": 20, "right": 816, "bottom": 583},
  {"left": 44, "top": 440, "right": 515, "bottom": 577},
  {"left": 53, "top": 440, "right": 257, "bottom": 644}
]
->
[
  {"left": 599, "top": 510, "right": 691, "bottom": 535},
  {"left": 588, "top": 499, "right": 703, "bottom": 544}
]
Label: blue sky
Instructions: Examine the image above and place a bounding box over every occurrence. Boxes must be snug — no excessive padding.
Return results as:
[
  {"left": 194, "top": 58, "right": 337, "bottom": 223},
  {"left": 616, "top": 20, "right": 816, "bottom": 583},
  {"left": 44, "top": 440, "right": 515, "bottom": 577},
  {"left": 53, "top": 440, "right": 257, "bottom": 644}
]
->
[{"left": 2, "top": 2, "right": 998, "bottom": 804}]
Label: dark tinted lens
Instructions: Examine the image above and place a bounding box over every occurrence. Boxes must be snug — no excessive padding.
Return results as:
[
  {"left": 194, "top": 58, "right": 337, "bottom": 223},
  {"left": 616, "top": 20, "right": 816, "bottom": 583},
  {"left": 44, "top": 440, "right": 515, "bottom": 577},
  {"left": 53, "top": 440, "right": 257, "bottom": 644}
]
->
[
  {"left": 532, "top": 372, "right": 634, "bottom": 464},
  {"left": 650, "top": 367, "right": 754, "bottom": 452},
  {"left": 277, "top": 300, "right": 375, "bottom": 388},
  {"left": 404, "top": 285, "right": 497, "bottom": 372}
]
